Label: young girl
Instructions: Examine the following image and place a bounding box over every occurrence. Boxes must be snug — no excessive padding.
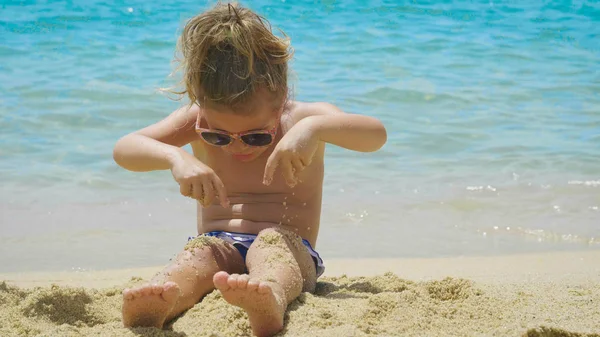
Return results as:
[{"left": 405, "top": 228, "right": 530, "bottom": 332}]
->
[{"left": 113, "top": 2, "right": 387, "bottom": 336}]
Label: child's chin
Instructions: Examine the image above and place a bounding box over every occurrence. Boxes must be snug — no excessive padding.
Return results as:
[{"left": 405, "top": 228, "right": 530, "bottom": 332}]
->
[{"left": 231, "top": 153, "right": 258, "bottom": 162}]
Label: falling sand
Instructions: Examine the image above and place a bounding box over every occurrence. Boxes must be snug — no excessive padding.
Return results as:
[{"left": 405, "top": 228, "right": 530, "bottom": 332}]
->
[{"left": 1, "top": 272, "right": 599, "bottom": 337}]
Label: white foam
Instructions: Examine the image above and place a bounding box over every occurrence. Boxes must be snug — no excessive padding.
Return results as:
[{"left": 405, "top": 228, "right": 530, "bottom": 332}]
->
[{"left": 568, "top": 180, "right": 600, "bottom": 187}]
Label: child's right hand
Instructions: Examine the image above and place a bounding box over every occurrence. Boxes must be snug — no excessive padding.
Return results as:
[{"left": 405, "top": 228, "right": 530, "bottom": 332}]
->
[{"left": 169, "top": 151, "right": 230, "bottom": 208}]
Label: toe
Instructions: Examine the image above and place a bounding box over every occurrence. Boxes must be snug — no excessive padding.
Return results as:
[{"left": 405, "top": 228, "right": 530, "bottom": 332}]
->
[
  {"left": 140, "top": 285, "right": 153, "bottom": 296},
  {"left": 130, "top": 288, "right": 142, "bottom": 298},
  {"left": 237, "top": 274, "right": 250, "bottom": 289},
  {"left": 213, "top": 271, "right": 231, "bottom": 291},
  {"left": 151, "top": 285, "right": 163, "bottom": 295},
  {"left": 161, "top": 282, "right": 181, "bottom": 303},
  {"left": 247, "top": 279, "right": 259, "bottom": 291},
  {"left": 123, "top": 289, "right": 134, "bottom": 300},
  {"left": 258, "top": 281, "right": 272, "bottom": 294},
  {"left": 227, "top": 274, "right": 240, "bottom": 289}
]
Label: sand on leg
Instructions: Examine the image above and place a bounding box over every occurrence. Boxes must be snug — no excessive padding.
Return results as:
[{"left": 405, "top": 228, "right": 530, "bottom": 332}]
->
[
  {"left": 122, "top": 235, "right": 245, "bottom": 328},
  {"left": 213, "top": 228, "right": 316, "bottom": 337}
]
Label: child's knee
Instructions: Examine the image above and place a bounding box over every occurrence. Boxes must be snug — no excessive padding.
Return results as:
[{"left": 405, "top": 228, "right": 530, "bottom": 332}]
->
[
  {"left": 257, "top": 227, "right": 302, "bottom": 248},
  {"left": 184, "top": 235, "right": 225, "bottom": 253},
  {"left": 256, "top": 228, "right": 287, "bottom": 247},
  {"left": 255, "top": 228, "right": 312, "bottom": 272}
]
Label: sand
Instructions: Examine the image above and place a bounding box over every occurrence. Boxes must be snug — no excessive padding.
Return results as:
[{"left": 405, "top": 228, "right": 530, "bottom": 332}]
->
[{"left": 1, "top": 251, "right": 599, "bottom": 337}]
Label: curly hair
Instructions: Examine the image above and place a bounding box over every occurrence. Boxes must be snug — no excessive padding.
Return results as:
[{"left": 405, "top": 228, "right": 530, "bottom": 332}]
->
[{"left": 163, "top": 1, "right": 293, "bottom": 113}]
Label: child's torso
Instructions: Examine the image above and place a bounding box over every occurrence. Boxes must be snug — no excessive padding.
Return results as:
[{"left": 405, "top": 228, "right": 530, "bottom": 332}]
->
[{"left": 190, "top": 105, "right": 325, "bottom": 247}]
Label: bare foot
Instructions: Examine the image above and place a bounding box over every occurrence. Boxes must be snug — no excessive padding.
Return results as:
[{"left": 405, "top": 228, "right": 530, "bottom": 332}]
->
[
  {"left": 122, "top": 282, "right": 181, "bottom": 328},
  {"left": 213, "top": 271, "right": 286, "bottom": 337}
]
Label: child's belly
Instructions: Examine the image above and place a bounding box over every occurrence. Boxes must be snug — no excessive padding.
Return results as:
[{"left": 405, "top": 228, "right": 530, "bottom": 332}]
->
[{"left": 197, "top": 196, "right": 321, "bottom": 247}]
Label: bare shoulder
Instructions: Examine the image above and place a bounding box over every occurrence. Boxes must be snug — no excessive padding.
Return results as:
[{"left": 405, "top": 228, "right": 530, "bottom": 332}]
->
[
  {"left": 286, "top": 101, "right": 345, "bottom": 124},
  {"left": 135, "top": 102, "right": 201, "bottom": 147}
]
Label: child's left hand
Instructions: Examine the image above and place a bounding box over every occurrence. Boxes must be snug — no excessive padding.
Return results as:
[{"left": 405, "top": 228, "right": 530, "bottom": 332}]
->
[{"left": 263, "top": 119, "right": 319, "bottom": 187}]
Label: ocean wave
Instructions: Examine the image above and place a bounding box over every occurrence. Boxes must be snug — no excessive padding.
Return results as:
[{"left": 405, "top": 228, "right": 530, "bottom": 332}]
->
[
  {"left": 361, "top": 86, "right": 471, "bottom": 105},
  {"left": 568, "top": 180, "right": 600, "bottom": 187}
]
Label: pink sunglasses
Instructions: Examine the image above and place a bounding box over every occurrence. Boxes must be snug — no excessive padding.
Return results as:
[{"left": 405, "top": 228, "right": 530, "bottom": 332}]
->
[{"left": 195, "top": 114, "right": 280, "bottom": 147}]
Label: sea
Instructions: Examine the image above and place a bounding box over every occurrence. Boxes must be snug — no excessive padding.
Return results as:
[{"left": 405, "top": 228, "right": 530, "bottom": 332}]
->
[{"left": 1, "top": 0, "right": 599, "bottom": 273}]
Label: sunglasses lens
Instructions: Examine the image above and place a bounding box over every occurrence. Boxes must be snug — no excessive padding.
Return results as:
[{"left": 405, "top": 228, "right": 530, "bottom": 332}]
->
[
  {"left": 241, "top": 133, "right": 273, "bottom": 147},
  {"left": 201, "top": 132, "right": 232, "bottom": 146}
]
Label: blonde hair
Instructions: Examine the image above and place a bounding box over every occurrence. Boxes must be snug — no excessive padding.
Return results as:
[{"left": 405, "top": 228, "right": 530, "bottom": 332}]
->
[{"left": 164, "top": 1, "right": 293, "bottom": 113}]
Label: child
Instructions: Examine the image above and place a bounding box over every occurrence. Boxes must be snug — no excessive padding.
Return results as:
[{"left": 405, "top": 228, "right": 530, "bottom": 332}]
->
[{"left": 112, "top": 2, "right": 387, "bottom": 336}]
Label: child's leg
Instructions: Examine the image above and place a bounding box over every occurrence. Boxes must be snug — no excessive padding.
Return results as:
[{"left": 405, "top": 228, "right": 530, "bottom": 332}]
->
[
  {"left": 213, "top": 228, "right": 316, "bottom": 337},
  {"left": 122, "top": 236, "right": 245, "bottom": 328}
]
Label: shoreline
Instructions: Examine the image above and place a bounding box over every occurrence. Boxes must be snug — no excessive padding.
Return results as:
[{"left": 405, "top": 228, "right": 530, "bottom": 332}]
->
[{"left": 2, "top": 250, "right": 599, "bottom": 289}]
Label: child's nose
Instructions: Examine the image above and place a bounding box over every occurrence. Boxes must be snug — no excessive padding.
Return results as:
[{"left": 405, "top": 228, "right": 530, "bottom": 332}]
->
[{"left": 229, "top": 139, "right": 249, "bottom": 152}]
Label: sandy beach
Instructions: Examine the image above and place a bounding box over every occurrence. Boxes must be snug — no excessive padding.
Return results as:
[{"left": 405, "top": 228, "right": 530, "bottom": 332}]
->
[
  {"left": 2, "top": 0, "right": 599, "bottom": 336},
  {"left": 1, "top": 251, "right": 599, "bottom": 337}
]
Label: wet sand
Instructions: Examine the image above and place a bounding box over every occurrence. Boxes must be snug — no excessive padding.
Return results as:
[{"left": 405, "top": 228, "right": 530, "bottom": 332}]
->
[{"left": 1, "top": 251, "right": 599, "bottom": 337}]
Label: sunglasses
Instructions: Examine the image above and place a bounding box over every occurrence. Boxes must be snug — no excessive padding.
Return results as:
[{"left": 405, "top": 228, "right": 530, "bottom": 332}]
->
[{"left": 195, "top": 114, "right": 279, "bottom": 147}]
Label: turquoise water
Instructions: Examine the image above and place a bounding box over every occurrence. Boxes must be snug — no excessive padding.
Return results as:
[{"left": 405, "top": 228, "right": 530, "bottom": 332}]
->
[{"left": 1, "top": 0, "right": 599, "bottom": 272}]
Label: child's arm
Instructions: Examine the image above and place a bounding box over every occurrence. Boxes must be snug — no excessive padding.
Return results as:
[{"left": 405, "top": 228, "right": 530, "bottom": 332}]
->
[
  {"left": 299, "top": 102, "right": 387, "bottom": 152},
  {"left": 263, "top": 102, "right": 386, "bottom": 186},
  {"left": 113, "top": 104, "right": 229, "bottom": 207},
  {"left": 113, "top": 105, "right": 200, "bottom": 172}
]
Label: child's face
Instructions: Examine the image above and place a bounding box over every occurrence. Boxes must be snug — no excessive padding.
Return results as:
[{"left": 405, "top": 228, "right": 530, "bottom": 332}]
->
[{"left": 202, "top": 94, "right": 283, "bottom": 162}]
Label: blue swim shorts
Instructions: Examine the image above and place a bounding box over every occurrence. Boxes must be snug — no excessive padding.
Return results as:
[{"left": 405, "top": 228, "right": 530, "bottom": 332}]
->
[{"left": 189, "top": 230, "right": 325, "bottom": 277}]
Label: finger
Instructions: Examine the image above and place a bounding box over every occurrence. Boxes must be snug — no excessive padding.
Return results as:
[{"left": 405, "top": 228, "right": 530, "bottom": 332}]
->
[
  {"left": 291, "top": 157, "right": 305, "bottom": 174},
  {"left": 299, "top": 156, "right": 312, "bottom": 167},
  {"left": 280, "top": 159, "right": 297, "bottom": 187},
  {"left": 263, "top": 150, "right": 281, "bottom": 185},
  {"left": 192, "top": 182, "right": 204, "bottom": 201},
  {"left": 201, "top": 178, "right": 215, "bottom": 207},
  {"left": 180, "top": 182, "right": 192, "bottom": 198},
  {"left": 211, "top": 176, "right": 230, "bottom": 208}
]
